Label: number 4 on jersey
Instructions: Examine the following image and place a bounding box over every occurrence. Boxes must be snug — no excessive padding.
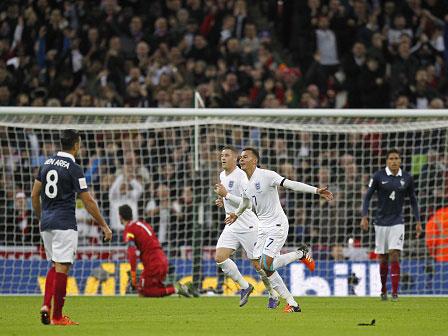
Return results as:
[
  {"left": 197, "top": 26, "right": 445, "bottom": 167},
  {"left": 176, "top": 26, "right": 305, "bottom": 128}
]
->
[{"left": 389, "top": 191, "right": 395, "bottom": 200}]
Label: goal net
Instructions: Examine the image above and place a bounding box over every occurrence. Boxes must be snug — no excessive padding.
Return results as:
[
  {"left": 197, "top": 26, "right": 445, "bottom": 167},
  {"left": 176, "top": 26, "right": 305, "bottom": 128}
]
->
[{"left": 0, "top": 108, "right": 447, "bottom": 296}]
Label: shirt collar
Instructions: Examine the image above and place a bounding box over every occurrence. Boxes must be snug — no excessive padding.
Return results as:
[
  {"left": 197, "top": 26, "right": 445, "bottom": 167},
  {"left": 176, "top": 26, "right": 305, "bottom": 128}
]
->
[
  {"left": 248, "top": 167, "right": 259, "bottom": 181},
  {"left": 57, "top": 151, "right": 75, "bottom": 162},
  {"left": 385, "top": 167, "right": 402, "bottom": 176}
]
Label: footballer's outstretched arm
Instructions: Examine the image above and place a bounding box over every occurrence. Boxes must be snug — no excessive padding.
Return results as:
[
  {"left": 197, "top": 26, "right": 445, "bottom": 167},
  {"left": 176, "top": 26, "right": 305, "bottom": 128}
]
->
[
  {"left": 79, "top": 191, "right": 112, "bottom": 241},
  {"left": 224, "top": 194, "right": 251, "bottom": 225},
  {"left": 282, "top": 179, "right": 334, "bottom": 201},
  {"left": 31, "top": 180, "right": 42, "bottom": 219}
]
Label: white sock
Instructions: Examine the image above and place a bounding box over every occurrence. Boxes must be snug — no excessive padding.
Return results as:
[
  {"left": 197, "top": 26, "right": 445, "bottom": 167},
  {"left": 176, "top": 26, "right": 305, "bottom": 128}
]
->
[
  {"left": 256, "top": 269, "right": 278, "bottom": 299},
  {"left": 268, "top": 272, "right": 297, "bottom": 307},
  {"left": 217, "top": 259, "right": 249, "bottom": 289},
  {"left": 272, "top": 251, "right": 302, "bottom": 271}
]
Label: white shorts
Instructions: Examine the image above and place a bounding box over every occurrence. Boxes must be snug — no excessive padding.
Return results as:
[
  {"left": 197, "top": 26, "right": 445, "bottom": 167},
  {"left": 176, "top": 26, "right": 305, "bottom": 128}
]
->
[
  {"left": 253, "top": 223, "right": 288, "bottom": 259},
  {"left": 374, "top": 224, "right": 404, "bottom": 254},
  {"left": 216, "top": 226, "right": 257, "bottom": 260},
  {"left": 41, "top": 229, "right": 78, "bottom": 263}
]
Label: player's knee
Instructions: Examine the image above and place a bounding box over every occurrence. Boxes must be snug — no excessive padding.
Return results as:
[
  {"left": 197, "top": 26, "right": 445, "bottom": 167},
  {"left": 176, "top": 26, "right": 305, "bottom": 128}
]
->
[
  {"left": 215, "top": 248, "right": 233, "bottom": 264},
  {"left": 389, "top": 250, "right": 400, "bottom": 262},
  {"left": 215, "top": 254, "right": 227, "bottom": 264},
  {"left": 54, "top": 262, "right": 70, "bottom": 274},
  {"left": 251, "top": 259, "right": 261, "bottom": 271},
  {"left": 261, "top": 255, "right": 274, "bottom": 272}
]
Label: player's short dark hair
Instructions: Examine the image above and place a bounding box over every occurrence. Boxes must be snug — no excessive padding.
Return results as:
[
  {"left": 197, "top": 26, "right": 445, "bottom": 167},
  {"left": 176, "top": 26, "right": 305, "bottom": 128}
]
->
[
  {"left": 386, "top": 149, "right": 401, "bottom": 159},
  {"left": 118, "top": 204, "right": 133, "bottom": 221},
  {"left": 242, "top": 147, "right": 260, "bottom": 162},
  {"left": 61, "top": 129, "right": 80, "bottom": 151},
  {"left": 222, "top": 145, "right": 238, "bottom": 154}
]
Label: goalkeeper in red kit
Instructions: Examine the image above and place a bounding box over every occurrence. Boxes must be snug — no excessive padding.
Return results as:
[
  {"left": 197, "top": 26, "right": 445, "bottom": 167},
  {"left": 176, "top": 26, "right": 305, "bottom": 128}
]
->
[{"left": 119, "top": 204, "right": 196, "bottom": 297}]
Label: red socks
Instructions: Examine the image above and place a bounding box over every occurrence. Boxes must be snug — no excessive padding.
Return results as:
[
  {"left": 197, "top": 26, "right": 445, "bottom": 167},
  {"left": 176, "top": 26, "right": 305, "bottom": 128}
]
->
[
  {"left": 53, "top": 272, "right": 68, "bottom": 320},
  {"left": 390, "top": 261, "right": 400, "bottom": 295},
  {"left": 43, "top": 266, "right": 56, "bottom": 309},
  {"left": 380, "top": 262, "right": 388, "bottom": 294}
]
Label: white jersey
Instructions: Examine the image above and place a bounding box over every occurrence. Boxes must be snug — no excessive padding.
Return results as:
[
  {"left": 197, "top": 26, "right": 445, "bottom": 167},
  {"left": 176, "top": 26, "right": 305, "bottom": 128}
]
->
[
  {"left": 242, "top": 167, "right": 288, "bottom": 227},
  {"left": 220, "top": 167, "right": 258, "bottom": 233}
]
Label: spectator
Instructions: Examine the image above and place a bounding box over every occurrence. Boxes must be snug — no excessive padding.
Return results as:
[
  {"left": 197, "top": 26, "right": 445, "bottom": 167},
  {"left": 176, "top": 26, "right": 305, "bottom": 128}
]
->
[
  {"left": 390, "top": 39, "right": 420, "bottom": 98},
  {"left": 387, "top": 14, "right": 413, "bottom": 48},
  {"left": 341, "top": 41, "right": 367, "bottom": 108},
  {"left": 12, "top": 191, "right": 39, "bottom": 244},
  {"left": 359, "top": 56, "right": 389, "bottom": 108},
  {"left": 409, "top": 68, "right": 439, "bottom": 108},
  {"left": 76, "top": 195, "right": 102, "bottom": 245},
  {"left": 314, "top": 15, "right": 339, "bottom": 75},
  {"left": 145, "top": 184, "right": 181, "bottom": 254},
  {"left": 26, "top": 0, "right": 448, "bottom": 109},
  {"left": 109, "top": 167, "right": 143, "bottom": 231}
]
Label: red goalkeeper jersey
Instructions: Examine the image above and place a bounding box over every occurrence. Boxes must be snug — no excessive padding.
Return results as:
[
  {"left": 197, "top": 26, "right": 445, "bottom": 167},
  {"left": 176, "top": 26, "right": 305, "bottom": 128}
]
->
[{"left": 123, "top": 220, "right": 168, "bottom": 268}]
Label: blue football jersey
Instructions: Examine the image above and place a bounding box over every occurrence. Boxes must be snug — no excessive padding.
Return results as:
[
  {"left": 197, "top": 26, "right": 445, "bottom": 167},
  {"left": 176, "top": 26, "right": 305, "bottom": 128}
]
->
[
  {"left": 36, "top": 151, "right": 88, "bottom": 231},
  {"left": 362, "top": 167, "right": 420, "bottom": 226}
]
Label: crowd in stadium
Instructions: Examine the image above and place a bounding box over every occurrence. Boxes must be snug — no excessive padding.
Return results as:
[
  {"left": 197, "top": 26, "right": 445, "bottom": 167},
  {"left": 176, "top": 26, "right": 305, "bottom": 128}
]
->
[
  {"left": 0, "top": 0, "right": 447, "bottom": 109},
  {"left": 0, "top": 0, "right": 448, "bottom": 260}
]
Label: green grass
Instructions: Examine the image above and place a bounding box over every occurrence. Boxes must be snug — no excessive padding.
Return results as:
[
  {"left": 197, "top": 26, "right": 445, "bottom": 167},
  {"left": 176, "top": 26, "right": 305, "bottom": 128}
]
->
[{"left": 1, "top": 296, "right": 447, "bottom": 336}]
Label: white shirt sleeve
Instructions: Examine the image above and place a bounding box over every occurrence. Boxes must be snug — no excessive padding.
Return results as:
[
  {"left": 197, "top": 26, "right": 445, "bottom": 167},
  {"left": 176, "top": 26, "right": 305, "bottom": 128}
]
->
[
  {"left": 235, "top": 193, "right": 251, "bottom": 217},
  {"left": 225, "top": 193, "right": 242, "bottom": 206},
  {"left": 269, "top": 170, "right": 286, "bottom": 187},
  {"left": 129, "top": 178, "right": 143, "bottom": 200},
  {"left": 109, "top": 174, "right": 124, "bottom": 201},
  {"left": 282, "top": 179, "right": 318, "bottom": 194}
]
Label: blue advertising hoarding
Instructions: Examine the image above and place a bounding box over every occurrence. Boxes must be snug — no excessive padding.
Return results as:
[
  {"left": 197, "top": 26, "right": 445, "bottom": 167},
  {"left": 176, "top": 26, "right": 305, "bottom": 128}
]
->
[{"left": 0, "top": 259, "right": 446, "bottom": 295}]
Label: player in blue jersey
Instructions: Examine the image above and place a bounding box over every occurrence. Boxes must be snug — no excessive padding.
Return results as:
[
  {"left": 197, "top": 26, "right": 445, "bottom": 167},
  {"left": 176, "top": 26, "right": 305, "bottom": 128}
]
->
[
  {"left": 32, "top": 130, "right": 112, "bottom": 325},
  {"left": 361, "top": 149, "right": 422, "bottom": 301}
]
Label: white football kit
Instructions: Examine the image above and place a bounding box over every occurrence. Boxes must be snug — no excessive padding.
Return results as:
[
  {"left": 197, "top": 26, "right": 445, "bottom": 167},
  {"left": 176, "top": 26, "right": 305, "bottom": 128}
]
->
[
  {"left": 240, "top": 168, "right": 289, "bottom": 258},
  {"left": 216, "top": 167, "right": 258, "bottom": 259},
  {"left": 239, "top": 168, "right": 318, "bottom": 258}
]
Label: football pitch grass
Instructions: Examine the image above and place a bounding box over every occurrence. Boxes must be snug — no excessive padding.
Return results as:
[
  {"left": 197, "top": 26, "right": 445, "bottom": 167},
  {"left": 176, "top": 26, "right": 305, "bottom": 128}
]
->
[{"left": 1, "top": 296, "right": 448, "bottom": 336}]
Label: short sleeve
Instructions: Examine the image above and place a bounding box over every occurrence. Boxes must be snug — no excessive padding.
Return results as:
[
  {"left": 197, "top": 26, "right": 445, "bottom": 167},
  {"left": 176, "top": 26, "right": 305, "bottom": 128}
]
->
[
  {"left": 269, "top": 170, "right": 285, "bottom": 187},
  {"left": 71, "top": 164, "right": 88, "bottom": 193}
]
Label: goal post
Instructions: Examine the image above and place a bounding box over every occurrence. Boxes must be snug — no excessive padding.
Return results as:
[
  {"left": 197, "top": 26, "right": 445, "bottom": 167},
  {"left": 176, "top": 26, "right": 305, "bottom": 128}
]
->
[{"left": 0, "top": 108, "right": 447, "bottom": 296}]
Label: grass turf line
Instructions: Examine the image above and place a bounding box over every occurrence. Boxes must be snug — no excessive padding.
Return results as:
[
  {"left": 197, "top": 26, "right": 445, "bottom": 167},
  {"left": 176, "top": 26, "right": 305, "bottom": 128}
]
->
[{"left": 0, "top": 296, "right": 447, "bottom": 336}]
